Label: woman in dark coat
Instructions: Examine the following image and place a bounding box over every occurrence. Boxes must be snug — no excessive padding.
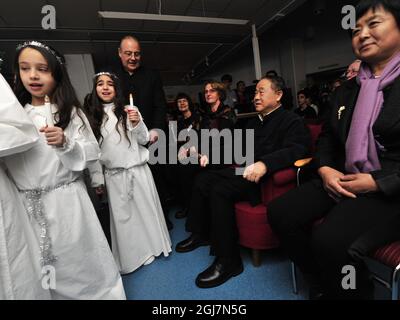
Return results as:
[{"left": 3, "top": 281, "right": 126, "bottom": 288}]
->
[
  {"left": 174, "top": 84, "right": 236, "bottom": 218},
  {"left": 269, "top": 0, "right": 400, "bottom": 299}
]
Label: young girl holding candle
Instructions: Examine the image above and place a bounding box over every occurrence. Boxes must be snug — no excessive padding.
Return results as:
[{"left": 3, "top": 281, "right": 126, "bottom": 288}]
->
[
  {"left": 4, "top": 41, "right": 126, "bottom": 299},
  {"left": 84, "top": 71, "right": 171, "bottom": 274},
  {"left": 0, "top": 73, "right": 51, "bottom": 300}
]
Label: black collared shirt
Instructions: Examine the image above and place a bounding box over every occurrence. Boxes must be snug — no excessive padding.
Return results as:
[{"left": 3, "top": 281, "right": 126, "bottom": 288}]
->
[{"left": 113, "top": 64, "right": 167, "bottom": 130}]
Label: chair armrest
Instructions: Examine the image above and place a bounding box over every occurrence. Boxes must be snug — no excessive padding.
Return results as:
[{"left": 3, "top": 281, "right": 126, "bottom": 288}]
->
[{"left": 294, "top": 158, "right": 313, "bottom": 168}]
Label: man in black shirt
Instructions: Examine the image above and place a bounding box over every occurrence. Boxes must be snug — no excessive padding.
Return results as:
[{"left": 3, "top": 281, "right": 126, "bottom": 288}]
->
[
  {"left": 294, "top": 89, "right": 317, "bottom": 120},
  {"left": 113, "top": 35, "right": 172, "bottom": 229},
  {"left": 175, "top": 76, "right": 311, "bottom": 288},
  {"left": 114, "top": 35, "right": 167, "bottom": 135}
]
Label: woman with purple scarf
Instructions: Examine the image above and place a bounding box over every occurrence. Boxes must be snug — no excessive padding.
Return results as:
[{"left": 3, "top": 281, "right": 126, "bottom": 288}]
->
[{"left": 268, "top": 0, "right": 400, "bottom": 299}]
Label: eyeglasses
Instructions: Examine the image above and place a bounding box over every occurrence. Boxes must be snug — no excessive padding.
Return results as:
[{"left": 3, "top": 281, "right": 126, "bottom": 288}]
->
[{"left": 122, "top": 51, "right": 141, "bottom": 58}]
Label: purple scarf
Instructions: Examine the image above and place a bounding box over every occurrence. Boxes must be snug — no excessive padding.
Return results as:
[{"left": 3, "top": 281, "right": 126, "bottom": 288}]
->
[{"left": 345, "top": 53, "right": 400, "bottom": 173}]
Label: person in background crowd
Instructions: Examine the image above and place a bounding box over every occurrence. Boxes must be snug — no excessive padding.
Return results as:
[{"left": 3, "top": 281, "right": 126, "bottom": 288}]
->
[
  {"left": 221, "top": 74, "right": 237, "bottom": 108},
  {"left": 345, "top": 59, "right": 362, "bottom": 80},
  {"left": 294, "top": 89, "right": 318, "bottom": 120}
]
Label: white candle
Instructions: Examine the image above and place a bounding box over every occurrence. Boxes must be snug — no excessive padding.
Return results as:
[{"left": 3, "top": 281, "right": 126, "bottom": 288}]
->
[
  {"left": 129, "top": 93, "right": 134, "bottom": 110},
  {"left": 44, "top": 95, "right": 54, "bottom": 127},
  {"left": 126, "top": 93, "right": 137, "bottom": 130}
]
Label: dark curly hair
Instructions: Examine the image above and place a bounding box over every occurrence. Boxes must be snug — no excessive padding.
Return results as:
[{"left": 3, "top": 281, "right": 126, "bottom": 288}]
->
[
  {"left": 175, "top": 92, "right": 195, "bottom": 113},
  {"left": 83, "top": 72, "right": 130, "bottom": 147}
]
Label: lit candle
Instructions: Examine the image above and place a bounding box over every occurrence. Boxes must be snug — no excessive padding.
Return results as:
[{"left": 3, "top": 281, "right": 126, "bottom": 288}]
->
[
  {"left": 44, "top": 95, "right": 54, "bottom": 127},
  {"left": 128, "top": 93, "right": 140, "bottom": 114},
  {"left": 129, "top": 93, "right": 134, "bottom": 110}
]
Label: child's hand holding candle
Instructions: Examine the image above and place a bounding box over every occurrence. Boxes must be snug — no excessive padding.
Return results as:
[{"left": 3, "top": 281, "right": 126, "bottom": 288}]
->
[
  {"left": 44, "top": 95, "right": 54, "bottom": 127},
  {"left": 125, "top": 93, "right": 140, "bottom": 127}
]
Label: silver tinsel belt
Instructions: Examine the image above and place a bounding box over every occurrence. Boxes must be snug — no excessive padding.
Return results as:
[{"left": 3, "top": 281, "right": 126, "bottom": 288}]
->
[
  {"left": 18, "top": 178, "right": 81, "bottom": 267},
  {"left": 104, "top": 166, "right": 135, "bottom": 200}
]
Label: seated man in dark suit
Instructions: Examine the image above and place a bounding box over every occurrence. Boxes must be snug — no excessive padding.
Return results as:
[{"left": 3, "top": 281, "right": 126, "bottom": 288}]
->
[{"left": 175, "top": 75, "right": 311, "bottom": 288}]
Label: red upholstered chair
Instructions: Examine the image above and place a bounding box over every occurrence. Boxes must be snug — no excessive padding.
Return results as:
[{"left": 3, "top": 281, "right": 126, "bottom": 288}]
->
[
  {"left": 232, "top": 112, "right": 299, "bottom": 266},
  {"left": 291, "top": 240, "right": 400, "bottom": 299},
  {"left": 235, "top": 167, "right": 297, "bottom": 267},
  {"left": 235, "top": 121, "right": 321, "bottom": 268},
  {"left": 363, "top": 242, "right": 400, "bottom": 300}
]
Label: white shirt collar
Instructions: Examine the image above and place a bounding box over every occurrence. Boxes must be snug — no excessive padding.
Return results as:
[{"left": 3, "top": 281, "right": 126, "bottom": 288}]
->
[{"left": 103, "top": 102, "right": 115, "bottom": 112}]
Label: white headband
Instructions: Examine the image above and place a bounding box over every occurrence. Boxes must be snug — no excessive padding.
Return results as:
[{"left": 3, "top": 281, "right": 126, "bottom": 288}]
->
[
  {"left": 93, "top": 71, "right": 119, "bottom": 80},
  {"left": 16, "top": 41, "right": 64, "bottom": 65}
]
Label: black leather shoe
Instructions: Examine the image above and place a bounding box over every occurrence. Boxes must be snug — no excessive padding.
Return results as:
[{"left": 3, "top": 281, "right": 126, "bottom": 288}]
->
[
  {"left": 175, "top": 208, "right": 188, "bottom": 219},
  {"left": 195, "top": 257, "right": 243, "bottom": 288},
  {"left": 175, "top": 234, "right": 209, "bottom": 253}
]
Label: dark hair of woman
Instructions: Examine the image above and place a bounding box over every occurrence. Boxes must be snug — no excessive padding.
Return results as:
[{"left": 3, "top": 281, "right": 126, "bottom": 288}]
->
[
  {"left": 83, "top": 72, "right": 130, "bottom": 147},
  {"left": 175, "top": 92, "right": 195, "bottom": 113},
  {"left": 14, "top": 42, "right": 84, "bottom": 131},
  {"left": 356, "top": 0, "right": 400, "bottom": 28}
]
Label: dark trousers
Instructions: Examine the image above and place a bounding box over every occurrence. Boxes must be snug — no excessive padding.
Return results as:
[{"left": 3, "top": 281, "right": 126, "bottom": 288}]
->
[
  {"left": 185, "top": 168, "right": 259, "bottom": 258},
  {"left": 149, "top": 163, "right": 170, "bottom": 217},
  {"left": 268, "top": 179, "right": 400, "bottom": 297},
  {"left": 177, "top": 164, "right": 201, "bottom": 209},
  {"left": 164, "top": 163, "right": 200, "bottom": 209}
]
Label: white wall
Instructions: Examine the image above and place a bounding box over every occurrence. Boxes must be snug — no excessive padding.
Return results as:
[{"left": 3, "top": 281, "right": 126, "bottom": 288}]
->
[
  {"left": 164, "top": 84, "right": 204, "bottom": 104},
  {"left": 304, "top": 31, "right": 354, "bottom": 75},
  {"left": 64, "top": 54, "right": 95, "bottom": 104},
  {"left": 205, "top": 38, "right": 282, "bottom": 88},
  {"left": 201, "top": 28, "right": 355, "bottom": 92}
]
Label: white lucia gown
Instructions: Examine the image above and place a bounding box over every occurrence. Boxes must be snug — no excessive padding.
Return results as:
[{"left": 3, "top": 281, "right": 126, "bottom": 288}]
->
[
  {"left": 0, "top": 74, "right": 50, "bottom": 299},
  {"left": 2, "top": 96, "right": 126, "bottom": 300},
  {"left": 97, "top": 103, "right": 171, "bottom": 274}
]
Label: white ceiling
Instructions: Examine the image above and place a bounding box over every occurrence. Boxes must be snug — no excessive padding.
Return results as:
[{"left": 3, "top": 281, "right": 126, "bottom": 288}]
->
[{"left": 0, "top": 0, "right": 308, "bottom": 84}]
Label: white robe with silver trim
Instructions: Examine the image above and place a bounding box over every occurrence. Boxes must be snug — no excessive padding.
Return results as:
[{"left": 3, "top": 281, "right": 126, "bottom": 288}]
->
[
  {"left": 99, "top": 104, "right": 171, "bottom": 274},
  {"left": 2, "top": 100, "right": 126, "bottom": 300},
  {"left": 0, "top": 74, "right": 50, "bottom": 300}
]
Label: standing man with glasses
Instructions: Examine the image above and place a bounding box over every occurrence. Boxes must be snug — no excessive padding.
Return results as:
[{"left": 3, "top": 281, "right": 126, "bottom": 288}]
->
[
  {"left": 113, "top": 35, "right": 173, "bottom": 230},
  {"left": 115, "top": 35, "right": 167, "bottom": 136}
]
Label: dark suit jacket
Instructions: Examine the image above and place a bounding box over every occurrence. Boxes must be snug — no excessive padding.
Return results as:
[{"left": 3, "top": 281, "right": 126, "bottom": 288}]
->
[
  {"left": 113, "top": 65, "right": 167, "bottom": 131},
  {"left": 248, "top": 107, "right": 311, "bottom": 177},
  {"left": 315, "top": 76, "right": 400, "bottom": 196}
]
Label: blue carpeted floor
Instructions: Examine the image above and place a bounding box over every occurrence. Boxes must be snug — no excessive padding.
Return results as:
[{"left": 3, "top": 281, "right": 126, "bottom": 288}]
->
[{"left": 121, "top": 209, "right": 308, "bottom": 300}]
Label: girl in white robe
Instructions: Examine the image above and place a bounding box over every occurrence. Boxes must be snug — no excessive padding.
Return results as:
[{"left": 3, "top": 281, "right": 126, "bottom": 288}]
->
[
  {"left": 0, "top": 73, "right": 50, "bottom": 300},
  {"left": 84, "top": 72, "right": 171, "bottom": 274},
  {"left": 3, "top": 41, "right": 126, "bottom": 300}
]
